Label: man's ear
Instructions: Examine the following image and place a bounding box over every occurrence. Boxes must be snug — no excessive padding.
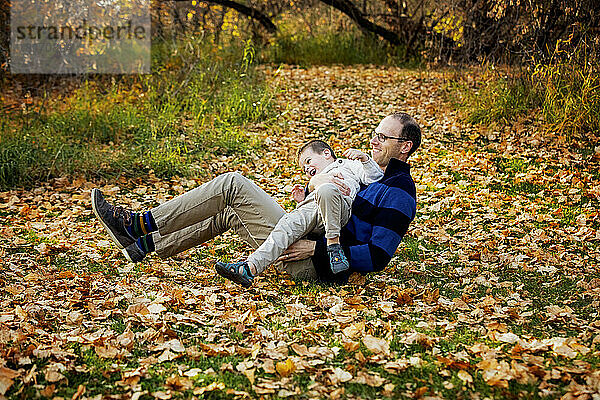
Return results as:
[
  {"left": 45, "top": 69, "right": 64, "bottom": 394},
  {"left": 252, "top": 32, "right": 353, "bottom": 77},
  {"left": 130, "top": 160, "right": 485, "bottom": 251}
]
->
[
  {"left": 400, "top": 141, "right": 413, "bottom": 155},
  {"left": 323, "top": 149, "right": 331, "bottom": 158}
]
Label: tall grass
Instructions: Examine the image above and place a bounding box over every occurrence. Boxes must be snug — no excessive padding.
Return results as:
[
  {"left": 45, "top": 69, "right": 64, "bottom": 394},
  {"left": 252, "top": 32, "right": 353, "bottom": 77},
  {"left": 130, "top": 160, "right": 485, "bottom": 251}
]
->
[
  {"left": 0, "top": 39, "right": 277, "bottom": 189},
  {"left": 447, "top": 70, "right": 541, "bottom": 125},
  {"left": 532, "top": 36, "right": 600, "bottom": 140},
  {"left": 267, "top": 30, "right": 408, "bottom": 66},
  {"left": 447, "top": 34, "right": 599, "bottom": 143}
]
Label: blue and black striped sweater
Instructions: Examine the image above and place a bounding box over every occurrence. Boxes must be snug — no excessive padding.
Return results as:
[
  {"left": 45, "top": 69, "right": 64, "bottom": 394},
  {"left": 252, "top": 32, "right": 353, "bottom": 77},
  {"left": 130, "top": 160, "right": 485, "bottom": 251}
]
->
[{"left": 311, "top": 158, "right": 416, "bottom": 281}]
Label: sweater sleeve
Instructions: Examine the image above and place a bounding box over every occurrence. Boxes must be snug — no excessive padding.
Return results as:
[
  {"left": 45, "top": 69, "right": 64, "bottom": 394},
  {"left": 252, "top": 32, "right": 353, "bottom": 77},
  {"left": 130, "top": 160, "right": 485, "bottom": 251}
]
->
[
  {"left": 349, "top": 186, "right": 415, "bottom": 272},
  {"left": 312, "top": 173, "right": 416, "bottom": 277}
]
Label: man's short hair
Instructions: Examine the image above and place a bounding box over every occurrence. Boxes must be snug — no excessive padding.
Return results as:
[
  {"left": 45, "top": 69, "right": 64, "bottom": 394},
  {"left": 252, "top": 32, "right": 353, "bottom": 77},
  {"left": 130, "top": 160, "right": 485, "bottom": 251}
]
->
[
  {"left": 390, "top": 112, "right": 421, "bottom": 157},
  {"left": 297, "top": 140, "right": 337, "bottom": 160}
]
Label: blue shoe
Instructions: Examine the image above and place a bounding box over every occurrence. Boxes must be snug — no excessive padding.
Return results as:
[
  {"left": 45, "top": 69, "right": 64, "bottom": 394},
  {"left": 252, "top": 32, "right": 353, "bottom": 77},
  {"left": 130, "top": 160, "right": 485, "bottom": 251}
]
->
[
  {"left": 328, "top": 244, "right": 349, "bottom": 274},
  {"left": 215, "top": 261, "right": 254, "bottom": 288},
  {"left": 91, "top": 188, "right": 135, "bottom": 249}
]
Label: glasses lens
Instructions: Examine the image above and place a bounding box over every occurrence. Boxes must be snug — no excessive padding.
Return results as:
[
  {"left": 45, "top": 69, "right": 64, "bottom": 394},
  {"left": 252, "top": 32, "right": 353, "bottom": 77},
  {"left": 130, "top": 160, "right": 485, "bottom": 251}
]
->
[{"left": 375, "top": 132, "right": 385, "bottom": 142}]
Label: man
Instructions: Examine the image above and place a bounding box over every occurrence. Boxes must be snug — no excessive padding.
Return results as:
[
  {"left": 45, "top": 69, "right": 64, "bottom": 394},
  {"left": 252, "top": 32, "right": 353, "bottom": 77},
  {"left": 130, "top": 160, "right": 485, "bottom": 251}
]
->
[{"left": 91, "top": 112, "right": 421, "bottom": 282}]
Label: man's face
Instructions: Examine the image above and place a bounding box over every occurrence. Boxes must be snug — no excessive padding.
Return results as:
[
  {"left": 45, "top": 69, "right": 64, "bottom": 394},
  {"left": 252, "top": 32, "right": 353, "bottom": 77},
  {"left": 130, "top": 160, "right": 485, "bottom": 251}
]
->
[
  {"left": 299, "top": 148, "right": 335, "bottom": 178},
  {"left": 370, "top": 116, "right": 411, "bottom": 168}
]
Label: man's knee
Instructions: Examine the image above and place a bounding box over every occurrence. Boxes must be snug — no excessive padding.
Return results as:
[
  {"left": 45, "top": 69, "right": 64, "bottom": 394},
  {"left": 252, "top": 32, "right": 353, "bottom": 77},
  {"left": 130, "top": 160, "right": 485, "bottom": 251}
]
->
[
  {"left": 279, "top": 260, "right": 319, "bottom": 281},
  {"left": 222, "top": 171, "right": 244, "bottom": 183},
  {"left": 220, "top": 171, "right": 252, "bottom": 192}
]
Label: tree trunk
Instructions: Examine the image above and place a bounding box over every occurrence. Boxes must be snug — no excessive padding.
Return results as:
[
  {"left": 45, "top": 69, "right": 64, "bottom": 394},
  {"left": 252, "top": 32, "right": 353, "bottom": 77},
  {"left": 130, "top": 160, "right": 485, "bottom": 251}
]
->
[{"left": 318, "top": 0, "right": 400, "bottom": 45}]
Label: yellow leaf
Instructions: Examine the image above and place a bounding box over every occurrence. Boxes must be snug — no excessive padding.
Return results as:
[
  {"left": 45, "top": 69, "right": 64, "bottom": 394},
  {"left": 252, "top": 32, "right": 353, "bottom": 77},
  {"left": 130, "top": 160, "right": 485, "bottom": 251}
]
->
[
  {"left": 242, "top": 368, "right": 255, "bottom": 384},
  {"left": 275, "top": 358, "right": 296, "bottom": 377}
]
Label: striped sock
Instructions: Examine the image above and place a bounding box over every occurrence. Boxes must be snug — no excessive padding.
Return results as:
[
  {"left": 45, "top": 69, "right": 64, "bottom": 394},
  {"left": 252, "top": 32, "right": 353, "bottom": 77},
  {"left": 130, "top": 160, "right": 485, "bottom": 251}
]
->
[
  {"left": 136, "top": 234, "right": 155, "bottom": 254},
  {"left": 127, "top": 211, "right": 157, "bottom": 239}
]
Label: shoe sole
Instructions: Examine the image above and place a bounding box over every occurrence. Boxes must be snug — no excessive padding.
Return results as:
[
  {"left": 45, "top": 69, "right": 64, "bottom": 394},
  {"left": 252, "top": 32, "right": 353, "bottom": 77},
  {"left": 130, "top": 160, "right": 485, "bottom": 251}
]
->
[
  {"left": 91, "top": 188, "right": 127, "bottom": 250},
  {"left": 331, "top": 265, "right": 350, "bottom": 274},
  {"left": 121, "top": 247, "right": 133, "bottom": 262},
  {"left": 215, "top": 263, "right": 252, "bottom": 288}
]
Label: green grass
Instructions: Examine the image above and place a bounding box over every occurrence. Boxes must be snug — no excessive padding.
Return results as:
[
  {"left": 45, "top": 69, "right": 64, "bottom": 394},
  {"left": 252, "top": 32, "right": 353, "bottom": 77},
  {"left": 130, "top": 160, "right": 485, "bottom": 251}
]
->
[
  {"left": 446, "top": 35, "right": 600, "bottom": 143},
  {"left": 266, "top": 30, "right": 414, "bottom": 66},
  {"left": 0, "top": 39, "right": 276, "bottom": 189},
  {"left": 447, "top": 73, "right": 541, "bottom": 125},
  {"left": 396, "top": 236, "right": 445, "bottom": 263}
]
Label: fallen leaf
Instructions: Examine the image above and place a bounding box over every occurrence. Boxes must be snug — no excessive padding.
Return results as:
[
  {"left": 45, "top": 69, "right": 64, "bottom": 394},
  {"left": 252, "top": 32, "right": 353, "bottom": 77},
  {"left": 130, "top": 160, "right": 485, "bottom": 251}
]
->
[
  {"left": 353, "top": 371, "right": 386, "bottom": 387},
  {"left": 458, "top": 370, "right": 473, "bottom": 384},
  {"left": 362, "top": 335, "right": 390, "bottom": 356},
  {"left": 193, "top": 381, "right": 225, "bottom": 395},
  {"left": 276, "top": 358, "right": 296, "bottom": 377},
  {"left": 72, "top": 384, "right": 85, "bottom": 400},
  {"left": 330, "top": 367, "right": 352, "bottom": 384}
]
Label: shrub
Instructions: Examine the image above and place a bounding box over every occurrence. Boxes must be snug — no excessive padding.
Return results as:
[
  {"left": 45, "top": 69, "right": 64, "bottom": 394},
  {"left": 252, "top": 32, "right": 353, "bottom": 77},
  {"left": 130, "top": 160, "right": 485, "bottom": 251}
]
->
[
  {"left": 449, "top": 70, "right": 541, "bottom": 125},
  {"left": 448, "top": 32, "right": 599, "bottom": 142},
  {"left": 267, "top": 30, "right": 410, "bottom": 66},
  {"left": 0, "top": 39, "right": 275, "bottom": 189},
  {"left": 532, "top": 35, "right": 600, "bottom": 141}
]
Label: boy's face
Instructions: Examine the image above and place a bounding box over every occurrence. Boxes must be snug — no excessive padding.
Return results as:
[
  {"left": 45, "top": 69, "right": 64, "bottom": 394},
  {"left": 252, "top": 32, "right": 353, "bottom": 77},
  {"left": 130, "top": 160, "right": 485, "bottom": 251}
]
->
[{"left": 299, "top": 148, "right": 335, "bottom": 178}]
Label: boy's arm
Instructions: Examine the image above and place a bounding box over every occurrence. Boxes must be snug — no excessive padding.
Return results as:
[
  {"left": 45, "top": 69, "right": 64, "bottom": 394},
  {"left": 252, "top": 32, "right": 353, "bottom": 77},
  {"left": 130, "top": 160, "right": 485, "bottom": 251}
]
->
[
  {"left": 343, "top": 149, "right": 384, "bottom": 185},
  {"left": 360, "top": 158, "right": 384, "bottom": 184}
]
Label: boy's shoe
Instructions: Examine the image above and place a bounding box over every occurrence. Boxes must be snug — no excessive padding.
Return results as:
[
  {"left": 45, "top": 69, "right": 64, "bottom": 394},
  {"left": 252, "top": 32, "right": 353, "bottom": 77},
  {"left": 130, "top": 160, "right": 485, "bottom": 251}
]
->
[
  {"left": 215, "top": 261, "right": 254, "bottom": 288},
  {"left": 328, "top": 244, "right": 350, "bottom": 274},
  {"left": 122, "top": 242, "right": 146, "bottom": 263},
  {"left": 91, "top": 188, "right": 135, "bottom": 249}
]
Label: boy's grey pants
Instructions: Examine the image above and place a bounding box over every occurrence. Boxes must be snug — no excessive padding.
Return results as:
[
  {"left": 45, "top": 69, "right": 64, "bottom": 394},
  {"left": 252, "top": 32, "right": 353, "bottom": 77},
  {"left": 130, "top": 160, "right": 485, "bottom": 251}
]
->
[
  {"left": 248, "top": 183, "right": 352, "bottom": 273},
  {"left": 148, "top": 172, "right": 318, "bottom": 280}
]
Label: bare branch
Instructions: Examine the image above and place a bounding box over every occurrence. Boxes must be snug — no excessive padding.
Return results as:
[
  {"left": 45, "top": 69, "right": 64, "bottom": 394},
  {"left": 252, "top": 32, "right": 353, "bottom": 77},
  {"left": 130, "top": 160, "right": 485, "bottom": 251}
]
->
[{"left": 163, "top": 0, "right": 277, "bottom": 33}]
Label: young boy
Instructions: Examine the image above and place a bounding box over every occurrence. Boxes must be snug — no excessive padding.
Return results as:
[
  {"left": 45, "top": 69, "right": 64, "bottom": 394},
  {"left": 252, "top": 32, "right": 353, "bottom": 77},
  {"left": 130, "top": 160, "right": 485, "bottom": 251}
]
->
[{"left": 216, "top": 140, "right": 383, "bottom": 287}]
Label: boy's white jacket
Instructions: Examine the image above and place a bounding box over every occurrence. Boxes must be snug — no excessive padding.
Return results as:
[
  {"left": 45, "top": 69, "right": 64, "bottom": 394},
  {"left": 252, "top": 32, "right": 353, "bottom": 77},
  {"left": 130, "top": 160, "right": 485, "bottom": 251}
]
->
[{"left": 317, "top": 157, "right": 383, "bottom": 200}]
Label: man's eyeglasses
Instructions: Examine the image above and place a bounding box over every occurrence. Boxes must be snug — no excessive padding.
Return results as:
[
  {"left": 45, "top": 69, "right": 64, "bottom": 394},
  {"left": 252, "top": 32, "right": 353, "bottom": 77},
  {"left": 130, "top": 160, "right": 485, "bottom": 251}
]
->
[{"left": 372, "top": 131, "right": 409, "bottom": 143}]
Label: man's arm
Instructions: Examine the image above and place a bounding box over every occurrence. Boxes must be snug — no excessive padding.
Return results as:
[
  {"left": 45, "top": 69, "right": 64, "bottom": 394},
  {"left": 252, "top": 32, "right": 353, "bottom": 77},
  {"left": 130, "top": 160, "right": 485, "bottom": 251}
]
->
[
  {"left": 312, "top": 184, "right": 416, "bottom": 274},
  {"left": 307, "top": 173, "right": 350, "bottom": 195},
  {"left": 276, "top": 239, "right": 316, "bottom": 262}
]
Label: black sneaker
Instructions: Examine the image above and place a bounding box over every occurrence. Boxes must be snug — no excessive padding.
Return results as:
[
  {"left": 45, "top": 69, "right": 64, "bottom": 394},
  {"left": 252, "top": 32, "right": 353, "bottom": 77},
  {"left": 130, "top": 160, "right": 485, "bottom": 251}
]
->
[
  {"left": 122, "top": 242, "right": 146, "bottom": 263},
  {"left": 328, "top": 244, "right": 350, "bottom": 274},
  {"left": 91, "top": 188, "right": 135, "bottom": 249}
]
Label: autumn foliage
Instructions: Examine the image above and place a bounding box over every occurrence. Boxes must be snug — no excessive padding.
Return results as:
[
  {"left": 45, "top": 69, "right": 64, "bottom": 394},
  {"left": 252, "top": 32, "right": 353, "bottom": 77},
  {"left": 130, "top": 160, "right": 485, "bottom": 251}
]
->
[
  {"left": 1, "top": 65, "right": 599, "bottom": 399},
  {"left": 0, "top": 1, "right": 599, "bottom": 398}
]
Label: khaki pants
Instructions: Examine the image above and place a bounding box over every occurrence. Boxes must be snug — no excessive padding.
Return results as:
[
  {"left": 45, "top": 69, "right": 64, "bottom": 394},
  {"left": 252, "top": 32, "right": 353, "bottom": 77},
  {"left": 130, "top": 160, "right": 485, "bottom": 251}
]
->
[
  {"left": 248, "top": 183, "right": 351, "bottom": 273},
  {"left": 149, "top": 172, "right": 318, "bottom": 280}
]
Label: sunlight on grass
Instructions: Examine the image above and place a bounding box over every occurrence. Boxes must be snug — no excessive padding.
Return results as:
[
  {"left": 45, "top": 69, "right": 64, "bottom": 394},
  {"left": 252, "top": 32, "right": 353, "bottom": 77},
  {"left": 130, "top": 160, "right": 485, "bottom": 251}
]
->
[{"left": 0, "top": 39, "right": 276, "bottom": 189}]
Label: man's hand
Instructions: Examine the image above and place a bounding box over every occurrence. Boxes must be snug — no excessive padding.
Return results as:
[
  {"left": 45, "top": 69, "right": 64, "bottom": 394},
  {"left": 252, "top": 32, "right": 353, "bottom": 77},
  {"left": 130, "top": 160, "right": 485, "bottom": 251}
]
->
[
  {"left": 308, "top": 173, "right": 350, "bottom": 196},
  {"left": 291, "top": 184, "right": 306, "bottom": 203},
  {"left": 276, "top": 239, "right": 317, "bottom": 262},
  {"left": 343, "top": 148, "right": 369, "bottom": 162}
]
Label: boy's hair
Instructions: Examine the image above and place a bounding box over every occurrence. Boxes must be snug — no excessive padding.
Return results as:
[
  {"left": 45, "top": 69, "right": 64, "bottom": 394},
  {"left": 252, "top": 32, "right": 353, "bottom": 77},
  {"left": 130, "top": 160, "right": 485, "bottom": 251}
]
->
[{"left": 297, "top": 140, "right": 337, "bottom": 161}]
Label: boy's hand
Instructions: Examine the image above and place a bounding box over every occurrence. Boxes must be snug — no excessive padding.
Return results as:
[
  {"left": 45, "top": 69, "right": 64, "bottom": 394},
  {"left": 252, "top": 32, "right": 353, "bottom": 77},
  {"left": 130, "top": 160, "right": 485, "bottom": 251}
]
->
[
  {"left": 343, "top": 148, "right": 369, "bottom": 162},
  {"left": 291, "top": 184, "right": 306, "bottom": 202}
]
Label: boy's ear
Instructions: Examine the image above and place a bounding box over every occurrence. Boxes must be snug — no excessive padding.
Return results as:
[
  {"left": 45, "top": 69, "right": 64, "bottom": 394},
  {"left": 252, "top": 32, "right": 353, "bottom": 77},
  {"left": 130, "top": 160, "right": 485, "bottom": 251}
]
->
[{"left": 323, "top": 149, "right": 331, "bottom": 158}]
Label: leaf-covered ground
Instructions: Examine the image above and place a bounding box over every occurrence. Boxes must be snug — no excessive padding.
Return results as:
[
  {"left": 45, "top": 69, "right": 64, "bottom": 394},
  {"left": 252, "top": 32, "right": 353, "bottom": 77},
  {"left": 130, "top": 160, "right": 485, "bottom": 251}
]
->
[{"left": 1, "top": 66, "right": 599, "bottom": 399}]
